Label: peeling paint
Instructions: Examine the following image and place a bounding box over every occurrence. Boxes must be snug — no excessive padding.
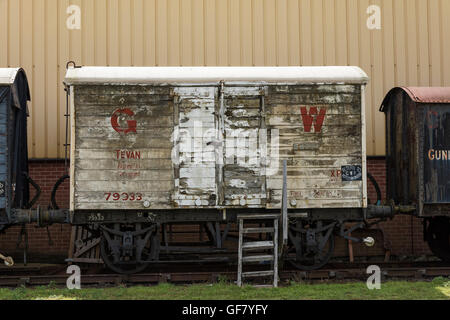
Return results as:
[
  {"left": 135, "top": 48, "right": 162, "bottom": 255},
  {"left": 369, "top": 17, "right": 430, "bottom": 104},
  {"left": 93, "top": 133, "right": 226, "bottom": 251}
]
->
[{"left": 73, "top": 82, "right": 365, "bottom": 210}]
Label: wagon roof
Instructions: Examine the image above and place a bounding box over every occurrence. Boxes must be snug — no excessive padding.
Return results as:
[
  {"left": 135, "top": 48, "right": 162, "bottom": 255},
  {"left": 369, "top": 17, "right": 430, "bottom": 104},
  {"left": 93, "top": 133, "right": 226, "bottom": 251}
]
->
[
  {"left": 0, "top": 68, "right": 21, "bottom": 85},
  {"left": 0, "top": 68, "right": 31, "bottom": 110},
  {"left": 380, "top": 86, "right": 450, "bottom": 111},
  {"left": 64, "top": 66, "right": 369, "bottom": 85}
]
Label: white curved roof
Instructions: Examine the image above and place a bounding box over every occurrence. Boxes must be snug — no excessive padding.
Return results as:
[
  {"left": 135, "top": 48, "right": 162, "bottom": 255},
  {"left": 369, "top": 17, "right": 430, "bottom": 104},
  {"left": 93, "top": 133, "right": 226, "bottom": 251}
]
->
[
  {"left": 65, "top": 66, "right": 369, "bottom": 85},
  {"left": 0, "top": 68, "right": 20, "bottom": 85}
]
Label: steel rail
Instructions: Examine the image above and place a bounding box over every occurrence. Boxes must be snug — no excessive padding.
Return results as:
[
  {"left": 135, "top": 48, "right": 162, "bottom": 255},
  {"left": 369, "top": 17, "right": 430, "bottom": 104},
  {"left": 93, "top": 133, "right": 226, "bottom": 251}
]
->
[{"left": 1, "top": 266, "right": 450, "bottom": 287}]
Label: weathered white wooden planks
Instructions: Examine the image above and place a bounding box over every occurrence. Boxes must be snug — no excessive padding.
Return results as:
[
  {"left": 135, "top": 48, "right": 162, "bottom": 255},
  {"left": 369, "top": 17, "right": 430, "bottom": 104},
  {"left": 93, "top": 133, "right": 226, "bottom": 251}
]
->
[
  {"left": 73, "top": 85, "right": 175, "bottom": 210},
  {"left": 71, "top": 81, "right": 365, "bottom": 211},
  {"left": 265, "top": 84, "right": 364, "bottom": 208},
  {"left": 172, "top": 87, "right": 218, "bottom": 207}
]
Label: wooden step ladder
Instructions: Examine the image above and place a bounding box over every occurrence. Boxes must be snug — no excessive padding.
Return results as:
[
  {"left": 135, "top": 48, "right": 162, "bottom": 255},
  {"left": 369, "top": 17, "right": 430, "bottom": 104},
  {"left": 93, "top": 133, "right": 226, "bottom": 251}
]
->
[{"left": 237, "top": 214, "right": 279, "bottom": 287}]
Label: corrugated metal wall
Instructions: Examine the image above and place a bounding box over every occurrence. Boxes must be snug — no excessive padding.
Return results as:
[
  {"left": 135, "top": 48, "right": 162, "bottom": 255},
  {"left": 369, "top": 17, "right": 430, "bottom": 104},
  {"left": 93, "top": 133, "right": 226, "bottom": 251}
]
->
[{"left": 1, "top": 0, "right": 450, "bottom": 158}]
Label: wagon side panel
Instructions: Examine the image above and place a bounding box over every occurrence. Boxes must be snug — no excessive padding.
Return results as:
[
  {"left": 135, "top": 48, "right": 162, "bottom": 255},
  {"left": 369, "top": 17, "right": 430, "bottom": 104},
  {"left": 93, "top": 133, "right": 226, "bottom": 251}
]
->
[
  {"left": 421, "top": 103, "right": 450, "bottom": 215},
  {"left": 266, "top": 84, "right": 364, "bottom": 209},
  {"left": 72, "top": 85, "right": 175, "bottom": 211}
]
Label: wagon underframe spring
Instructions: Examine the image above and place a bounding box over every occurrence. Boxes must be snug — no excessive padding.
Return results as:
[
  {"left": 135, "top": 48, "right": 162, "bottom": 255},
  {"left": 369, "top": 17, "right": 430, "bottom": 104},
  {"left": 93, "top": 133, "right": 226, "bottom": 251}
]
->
[
  {"left": 100, "top": 223, "right": 160, "bottom": 274},
  {"left": 288, "top": 220, "right": 336, "bottom": 271}
]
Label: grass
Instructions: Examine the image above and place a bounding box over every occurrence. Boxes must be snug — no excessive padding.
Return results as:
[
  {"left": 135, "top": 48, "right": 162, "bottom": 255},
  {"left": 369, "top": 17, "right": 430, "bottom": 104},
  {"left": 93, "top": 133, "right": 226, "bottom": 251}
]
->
[{"left": 0, "top": 277, "right": 449, "bottom": 300}]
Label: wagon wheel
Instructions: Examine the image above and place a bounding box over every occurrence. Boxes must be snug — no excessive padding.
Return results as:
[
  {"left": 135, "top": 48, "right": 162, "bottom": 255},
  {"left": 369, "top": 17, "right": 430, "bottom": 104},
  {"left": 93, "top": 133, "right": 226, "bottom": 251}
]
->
[
  {"left": 100, "top": 223, "right": 160, "bottom": 274},
  {"left": 287, "top": 220, "right": 336, "bottom": 271},
  {"left": 425, "top": 217, "right": 450, "bottom": 262}
]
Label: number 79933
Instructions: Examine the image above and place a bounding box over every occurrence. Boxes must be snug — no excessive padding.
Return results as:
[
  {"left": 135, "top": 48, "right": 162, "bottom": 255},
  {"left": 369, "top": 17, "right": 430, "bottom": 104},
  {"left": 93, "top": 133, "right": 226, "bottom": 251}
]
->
[{"left": 104, "top": 192, "right": 143, "bottom": 201}]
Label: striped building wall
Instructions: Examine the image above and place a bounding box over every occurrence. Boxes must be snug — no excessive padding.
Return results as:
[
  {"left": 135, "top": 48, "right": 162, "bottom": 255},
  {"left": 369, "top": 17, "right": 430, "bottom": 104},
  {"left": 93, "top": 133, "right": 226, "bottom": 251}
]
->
[{"left": 1, "top": 0, "right": 450, "bottom": 159}]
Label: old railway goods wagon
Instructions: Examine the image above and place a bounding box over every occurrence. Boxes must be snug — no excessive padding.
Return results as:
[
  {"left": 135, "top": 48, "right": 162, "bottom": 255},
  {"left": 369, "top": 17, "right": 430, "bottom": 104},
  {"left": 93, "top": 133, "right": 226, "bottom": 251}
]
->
[
  {"left": 0, "top": 68, "right": 34, "bottom": 230},
  {"left": 65, "top": 66, "right": 393, "bottom": 273},
  {"left": 381, "top": 87, "right": 450, "bottom": 262}
]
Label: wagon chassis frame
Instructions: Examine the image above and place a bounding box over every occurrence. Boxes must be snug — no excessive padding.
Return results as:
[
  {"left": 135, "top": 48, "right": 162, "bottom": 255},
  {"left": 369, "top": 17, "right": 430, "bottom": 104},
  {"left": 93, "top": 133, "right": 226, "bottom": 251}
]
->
[{"left": 70, "top": 206, "right": 391, "bottom": 225}]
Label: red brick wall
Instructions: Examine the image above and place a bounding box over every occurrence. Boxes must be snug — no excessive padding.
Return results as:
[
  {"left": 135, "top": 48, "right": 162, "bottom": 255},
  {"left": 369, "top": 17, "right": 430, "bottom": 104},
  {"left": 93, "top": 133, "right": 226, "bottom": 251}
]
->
[
  {"left": 332, "top": 158, "right": 430, "bottom": 259},
  {"left": 0, "top": 161, "right": 72, "bottom": 262},
  {"left": 0, "top": 159, "right": 431, "bottom": 264},
  {"left": 366, "top": 158, "right": 430, "bottom": 256}
]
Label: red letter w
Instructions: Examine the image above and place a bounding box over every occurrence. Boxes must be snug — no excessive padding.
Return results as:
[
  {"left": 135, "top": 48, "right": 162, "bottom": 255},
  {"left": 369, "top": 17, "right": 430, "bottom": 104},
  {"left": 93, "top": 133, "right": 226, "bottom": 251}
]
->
[{"left": 300, "top": 106, "right": 327, "bottom": 133}]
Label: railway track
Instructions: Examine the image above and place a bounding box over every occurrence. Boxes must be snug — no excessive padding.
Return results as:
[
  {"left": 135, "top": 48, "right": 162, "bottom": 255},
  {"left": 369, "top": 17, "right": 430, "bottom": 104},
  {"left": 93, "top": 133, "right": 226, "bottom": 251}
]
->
[{"left": 0, "top": 262, "right": 449, "bottom": 287}]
